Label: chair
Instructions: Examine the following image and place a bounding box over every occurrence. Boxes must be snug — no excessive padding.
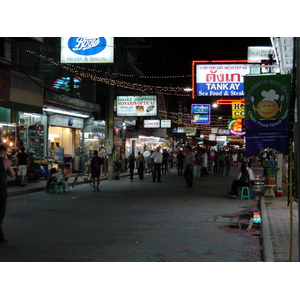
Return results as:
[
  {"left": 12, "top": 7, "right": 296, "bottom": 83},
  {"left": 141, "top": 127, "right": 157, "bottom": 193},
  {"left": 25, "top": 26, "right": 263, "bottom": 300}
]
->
[
  {"left": 238, "top": 186, "right": 251, "bottom": 200},
  {"left": 49, "top": 178, "right": 66, "bottom": 194}
]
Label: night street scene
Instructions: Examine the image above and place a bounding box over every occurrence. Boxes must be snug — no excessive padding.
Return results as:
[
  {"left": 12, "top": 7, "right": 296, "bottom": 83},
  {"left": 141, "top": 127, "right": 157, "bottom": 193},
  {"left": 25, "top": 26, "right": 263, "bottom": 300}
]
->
[{"left": 1, "top": 6, "right": 299, "bottom": 300}]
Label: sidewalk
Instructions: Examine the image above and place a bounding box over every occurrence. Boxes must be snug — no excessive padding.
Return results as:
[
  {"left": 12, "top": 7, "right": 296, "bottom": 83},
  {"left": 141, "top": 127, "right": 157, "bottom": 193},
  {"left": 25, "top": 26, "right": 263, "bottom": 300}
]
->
[
  {"left": 261, "top": 190, "right": 299, "bottom": 262},
  {"left": 6, "top": 167, "right": 299, "bottom": 262}
]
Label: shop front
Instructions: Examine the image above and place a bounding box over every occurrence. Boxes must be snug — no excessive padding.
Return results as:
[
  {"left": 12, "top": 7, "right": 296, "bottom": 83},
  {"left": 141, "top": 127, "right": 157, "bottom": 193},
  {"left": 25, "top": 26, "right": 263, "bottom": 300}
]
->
[{"left": 47, "top": 113, "right": 86, "bottom": 172}]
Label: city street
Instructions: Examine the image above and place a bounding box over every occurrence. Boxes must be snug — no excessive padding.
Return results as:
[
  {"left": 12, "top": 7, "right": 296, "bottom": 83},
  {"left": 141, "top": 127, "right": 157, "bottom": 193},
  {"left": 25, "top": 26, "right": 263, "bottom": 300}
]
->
[{"left": 1, "top": 166, "right": 263, "bottom": 262}]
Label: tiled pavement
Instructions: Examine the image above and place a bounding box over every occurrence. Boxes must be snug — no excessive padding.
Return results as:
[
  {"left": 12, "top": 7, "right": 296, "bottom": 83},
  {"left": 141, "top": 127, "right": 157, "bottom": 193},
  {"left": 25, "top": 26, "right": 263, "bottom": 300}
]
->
[{"left": 1, "top": 166, "right": 264, "bottom": 262}]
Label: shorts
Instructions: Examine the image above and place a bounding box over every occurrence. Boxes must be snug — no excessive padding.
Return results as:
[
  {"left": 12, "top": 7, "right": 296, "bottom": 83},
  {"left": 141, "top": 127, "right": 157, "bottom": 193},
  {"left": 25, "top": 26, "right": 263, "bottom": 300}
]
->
[
  {"left": 17, "top": 165, "right": 27, "bottom": 176},
  {"left": 91, "top": 169, "right": 101, "bottom": 179}
]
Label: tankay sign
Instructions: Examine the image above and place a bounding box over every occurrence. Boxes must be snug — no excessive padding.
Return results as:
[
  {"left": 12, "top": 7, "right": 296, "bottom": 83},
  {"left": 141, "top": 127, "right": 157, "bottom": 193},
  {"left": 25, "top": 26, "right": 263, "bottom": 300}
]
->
[
  {"left": 61, "top": 37, "right": 114, "bottom": 63},
  {"left": 194, "top": 64, "right": 252, "bottom": 97},
  {"left": 116, "top": 96, "right": 157, "bottom": 116}
]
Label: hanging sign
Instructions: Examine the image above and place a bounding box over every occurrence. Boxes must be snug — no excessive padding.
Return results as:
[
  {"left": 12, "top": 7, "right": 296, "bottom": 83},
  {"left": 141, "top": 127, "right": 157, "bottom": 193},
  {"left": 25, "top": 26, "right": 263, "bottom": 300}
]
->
[{"left": 244, "top": 74, "right": 291, "bottom": 157}]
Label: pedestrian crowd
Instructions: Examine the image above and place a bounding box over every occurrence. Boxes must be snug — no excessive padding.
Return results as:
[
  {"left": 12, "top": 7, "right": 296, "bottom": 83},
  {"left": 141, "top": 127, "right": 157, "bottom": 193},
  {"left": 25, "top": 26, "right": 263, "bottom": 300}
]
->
[{"left": 124, "top": 146, "right": 258, "bottom": 189}]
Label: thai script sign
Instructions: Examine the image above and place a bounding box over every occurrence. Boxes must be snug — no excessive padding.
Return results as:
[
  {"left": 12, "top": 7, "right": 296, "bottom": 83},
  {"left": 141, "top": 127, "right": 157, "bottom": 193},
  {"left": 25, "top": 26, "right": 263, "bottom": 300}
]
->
[
  {"left": 244, "top": 74, "right": 291, "bottom": 157},
  {"left": 195, "top": 64, "right": 252, "bottom": 97},
  {"left": 116, "top": 96, "right": 157, "bottom": 116},
  {"left": 61, "top": 37, "right": 114, "bottom": 63}
]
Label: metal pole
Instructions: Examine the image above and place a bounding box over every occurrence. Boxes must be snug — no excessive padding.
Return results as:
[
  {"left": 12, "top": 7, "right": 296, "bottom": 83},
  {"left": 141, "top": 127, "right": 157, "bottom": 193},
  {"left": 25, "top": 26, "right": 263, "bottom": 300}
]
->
[{"left": 294, "top": 37, "right": 300, "bottom": 261}]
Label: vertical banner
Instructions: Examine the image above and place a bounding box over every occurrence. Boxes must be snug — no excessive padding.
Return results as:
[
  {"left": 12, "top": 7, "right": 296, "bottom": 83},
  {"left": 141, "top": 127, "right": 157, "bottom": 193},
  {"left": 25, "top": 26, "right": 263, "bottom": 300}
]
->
[{"left": 244, "top": 75, "right": 292, "bottom": 158}]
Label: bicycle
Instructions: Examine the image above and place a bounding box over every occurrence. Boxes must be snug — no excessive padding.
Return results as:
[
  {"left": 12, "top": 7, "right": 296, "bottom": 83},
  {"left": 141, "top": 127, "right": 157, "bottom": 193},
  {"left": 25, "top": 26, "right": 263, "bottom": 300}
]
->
[{"left": 71, "top": 170, "right": 93, "bottom": 188}]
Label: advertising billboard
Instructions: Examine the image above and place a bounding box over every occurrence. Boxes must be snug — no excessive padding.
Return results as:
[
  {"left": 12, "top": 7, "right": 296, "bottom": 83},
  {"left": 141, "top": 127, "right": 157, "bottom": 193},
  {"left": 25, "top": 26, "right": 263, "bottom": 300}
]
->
[
  {"left": 191, "top": 104, "right": 211, "bottom": 124},
  {"left": 193, "top": 63, "right": 253, "bottom": 97},
  {"left": 61, "top": 37, "right": 114, "bottom": 63},
  {"left": 116, "top": 96, "right": 157, "bottom": 116}
]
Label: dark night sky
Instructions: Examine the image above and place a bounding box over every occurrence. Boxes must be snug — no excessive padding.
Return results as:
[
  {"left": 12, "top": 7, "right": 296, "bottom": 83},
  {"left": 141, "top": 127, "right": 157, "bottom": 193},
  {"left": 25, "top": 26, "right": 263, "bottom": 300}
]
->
[{"left": 138, "top": 37, "right": 272, "bottom": 76}]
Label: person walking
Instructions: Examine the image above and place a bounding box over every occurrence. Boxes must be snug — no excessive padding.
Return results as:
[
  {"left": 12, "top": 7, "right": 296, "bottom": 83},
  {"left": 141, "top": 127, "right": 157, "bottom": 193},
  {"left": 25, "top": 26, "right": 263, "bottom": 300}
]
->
[
  {"left": 201, "top": 150, "right": 209, "bottom": 177},
  {"left": 91, "top": 150, "right": 103, "bottom": 192},
  {"left": 193, "top": 151, "right": 202, "bottom": 178},
  {"left": 218, "top": 151, "right": 225, "bottom": 175},
  {"left": 0, "top": 145, "right": 16, "bottom": 246},
  {"left": 162, "top": 148, "right": 169, "bottom": 174},
  {"left": 143, "top": 149, "right": 151, "bottom": 171},
  {"left": 225, "top": 153, "right": 232, "bottom": 176},
  {"left": 16, "top": 146, "right": 28, "bottom": 187},
  {"left": 136, "top": 152, "right": 145, "bottom": 181},
  {"left": 128, "top": 153, "right": 136, "bottom": 182},
  {"left": 183, "top": 146, "right": 194, "bottom": 187},
  {"left": 177, "top": 150, "right": 184, "bottom": 176},
  {"left": 151, "top": 147, "right": 163, "bottom": 183}
]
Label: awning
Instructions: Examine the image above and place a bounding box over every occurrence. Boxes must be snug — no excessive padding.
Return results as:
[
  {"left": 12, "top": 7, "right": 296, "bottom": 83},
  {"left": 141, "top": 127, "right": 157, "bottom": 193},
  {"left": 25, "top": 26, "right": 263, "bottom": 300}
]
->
[{"left": 0, "top": 100, "right": 43, "bottom": 114}]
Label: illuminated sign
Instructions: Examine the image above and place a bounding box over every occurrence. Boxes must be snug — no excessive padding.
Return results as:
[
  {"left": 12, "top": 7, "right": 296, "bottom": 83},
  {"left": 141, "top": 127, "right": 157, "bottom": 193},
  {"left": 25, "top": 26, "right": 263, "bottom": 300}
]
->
[
  {"left": 217, "top": 98, "right": 244, "bottom": 105},
  {"left": 192, "top": 62, "right": 258, "bottom": 98},
  {"left": 61, "top": 37, "right": 114, "bottom": 63},
  {"left": 191, "top": 104, "right": 211, "bottom": 124},
  {"left": 172, "top": 127, "right": 197, "bottom": 134},
  {"left": 247, "top": 46, "right": 275, "bottom": 63},
  {"left": 52, "top": 76, "right": 82, "bottom": 97},
  {"left": 144, "top": 120, "right": 160, "bottom": 128},
  {"left": 231, "top": 102, "right": 245, "bottom": 119},
  {"left": 228, "top": 119, "right": 245, "bottom": 135},
  {"left": 218, "top": 129, "right": 230, "bottom": 135},
  {"left": 116, "top": 96, "right": 157, "bottom": 116},
  {"left": 160, "top": 119, "right": 171, "bottom": 128}
]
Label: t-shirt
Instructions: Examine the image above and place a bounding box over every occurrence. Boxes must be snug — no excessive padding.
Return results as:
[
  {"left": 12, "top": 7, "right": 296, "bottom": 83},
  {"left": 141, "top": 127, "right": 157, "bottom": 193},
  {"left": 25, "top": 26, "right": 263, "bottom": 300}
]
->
[{"left": 16, "top": 152, "right": 28, "bottom": 165}]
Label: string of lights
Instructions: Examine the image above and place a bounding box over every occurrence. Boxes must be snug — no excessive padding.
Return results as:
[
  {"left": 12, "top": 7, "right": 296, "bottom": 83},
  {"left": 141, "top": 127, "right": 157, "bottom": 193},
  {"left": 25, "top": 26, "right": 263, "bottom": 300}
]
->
[{"left": 26, "top": 50, "right": 192, "bottom": 96}]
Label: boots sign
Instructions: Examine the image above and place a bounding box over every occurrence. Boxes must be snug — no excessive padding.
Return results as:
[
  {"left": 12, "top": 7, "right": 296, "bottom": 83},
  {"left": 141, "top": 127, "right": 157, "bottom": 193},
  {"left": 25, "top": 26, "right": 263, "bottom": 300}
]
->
[{"left": 61, "top": 37, "right": 114, "bottom": 63}]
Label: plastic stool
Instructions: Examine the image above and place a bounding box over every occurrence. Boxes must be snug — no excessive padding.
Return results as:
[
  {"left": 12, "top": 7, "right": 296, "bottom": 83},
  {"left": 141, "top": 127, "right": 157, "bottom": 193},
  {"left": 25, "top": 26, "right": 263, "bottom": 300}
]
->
[
  {"left": 49, "top": 179, "right": 66, "bottom": 194},
  {"left": 239, "top": 186, "right": 251, "bottom": 200}
]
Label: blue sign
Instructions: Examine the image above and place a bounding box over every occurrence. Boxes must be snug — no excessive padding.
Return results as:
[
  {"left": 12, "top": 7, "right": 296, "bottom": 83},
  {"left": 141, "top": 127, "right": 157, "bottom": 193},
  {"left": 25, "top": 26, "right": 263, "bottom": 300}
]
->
[
  {"left": 196, "top": 82, "right": 244, "bottom": 97},
  {"left": 68, "top": 37, "right": 107, "bottom": 56},
  {"left": 191, "top": 104, "right": 211, "bottom": 124},
  {"left": 191, "top": 104, "right": 211, "bottom": 114}
]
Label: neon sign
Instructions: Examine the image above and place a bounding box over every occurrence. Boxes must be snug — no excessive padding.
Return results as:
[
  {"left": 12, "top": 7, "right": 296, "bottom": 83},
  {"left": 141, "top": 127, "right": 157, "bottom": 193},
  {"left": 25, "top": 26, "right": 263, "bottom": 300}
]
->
[{"left": 228, "top": 118, "right": 245, "bottom": 135}]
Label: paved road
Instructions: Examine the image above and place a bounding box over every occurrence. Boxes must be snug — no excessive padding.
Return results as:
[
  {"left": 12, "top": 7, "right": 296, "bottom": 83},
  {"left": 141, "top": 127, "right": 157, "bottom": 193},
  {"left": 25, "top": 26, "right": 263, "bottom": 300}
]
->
[{"left": 0, "top": 166, "right": 263, "bottom": 262}]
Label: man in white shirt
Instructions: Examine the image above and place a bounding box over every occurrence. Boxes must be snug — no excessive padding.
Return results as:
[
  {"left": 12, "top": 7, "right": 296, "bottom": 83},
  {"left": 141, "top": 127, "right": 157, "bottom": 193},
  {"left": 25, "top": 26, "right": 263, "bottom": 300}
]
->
[
  {"left": 143, "top": 149, "right": 151, "bottom": 170},
  {"left": 150, "top": 147, "right": 163, "bottom": 182}
]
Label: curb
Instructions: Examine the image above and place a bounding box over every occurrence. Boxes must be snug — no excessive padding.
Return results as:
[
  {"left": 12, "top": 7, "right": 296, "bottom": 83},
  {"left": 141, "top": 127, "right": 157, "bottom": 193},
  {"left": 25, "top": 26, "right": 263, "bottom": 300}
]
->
[
  {"left": 7, "top": 172, "right": 134, "bottom": 197},
  {"left": 260, "top": 196, "right": 275, "bottom": 262}
]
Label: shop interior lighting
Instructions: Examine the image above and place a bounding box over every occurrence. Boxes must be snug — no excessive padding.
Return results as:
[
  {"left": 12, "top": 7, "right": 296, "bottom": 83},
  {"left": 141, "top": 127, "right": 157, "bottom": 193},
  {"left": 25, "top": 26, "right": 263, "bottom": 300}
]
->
[
  {"left": 43, "top": 108, "right": 90, "bottom": 118},
  {"left": 24, "top": 113, "right": 41, "bottom": 118},
  {"left": 0, "top": 123, "right": 13, "bottom": 127}
]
